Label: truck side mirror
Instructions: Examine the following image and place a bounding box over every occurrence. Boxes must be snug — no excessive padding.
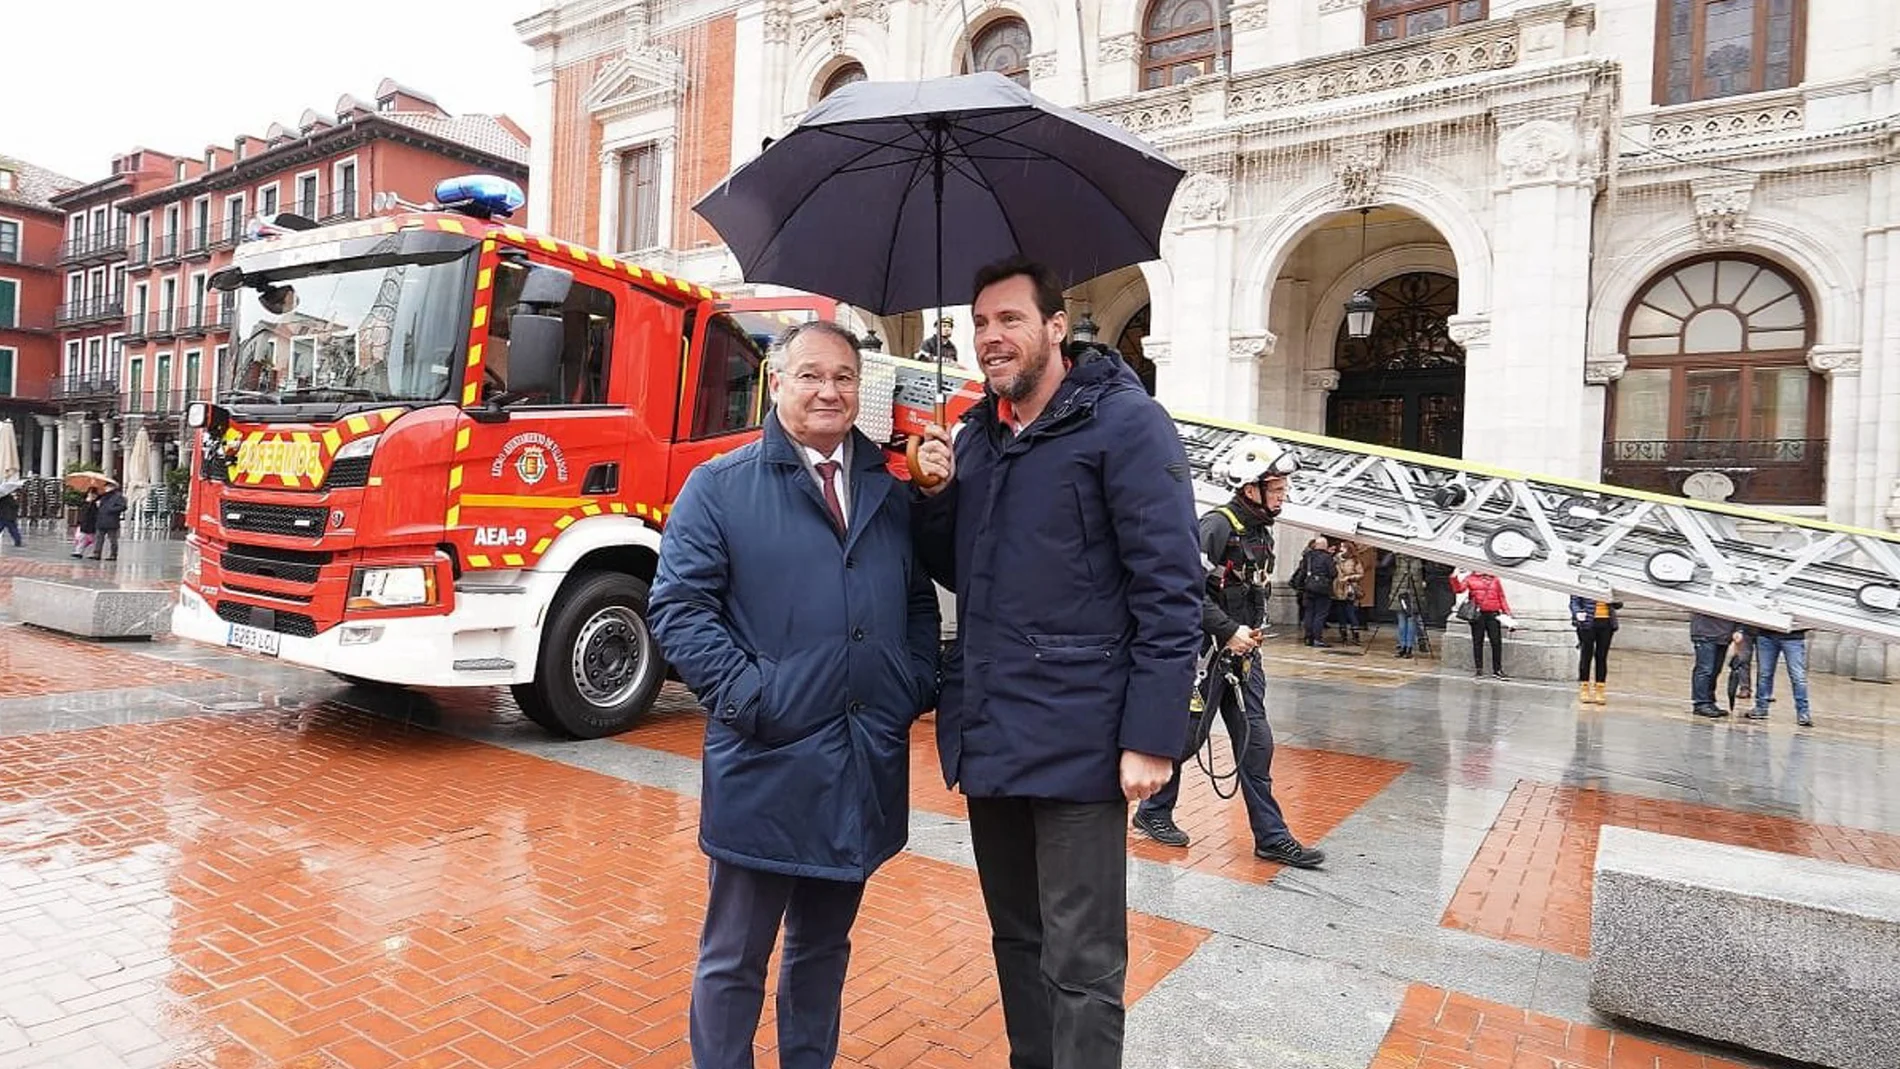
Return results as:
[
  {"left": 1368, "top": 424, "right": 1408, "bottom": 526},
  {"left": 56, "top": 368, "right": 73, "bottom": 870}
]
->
[
  {"left": 506, "top": 313, "right": 564, "bottom": 398},
  {"left": 518, "top": 263, "right": 573, "bottom": 307}
]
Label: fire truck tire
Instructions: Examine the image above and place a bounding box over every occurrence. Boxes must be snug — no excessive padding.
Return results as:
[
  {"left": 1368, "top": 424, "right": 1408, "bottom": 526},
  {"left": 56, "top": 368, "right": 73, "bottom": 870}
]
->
[{"left": 524, "top": 570, "right": 665, "bottom": 739}]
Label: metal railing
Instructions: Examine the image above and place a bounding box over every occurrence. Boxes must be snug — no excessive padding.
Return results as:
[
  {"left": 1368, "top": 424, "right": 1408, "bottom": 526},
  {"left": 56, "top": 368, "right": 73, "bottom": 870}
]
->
[
  {"left": 58, "top": 226, "right": 128, "bottom": 264},
  {"left": 52, "top": 374, "right": 121, "bottom": 401},
  {"left": 150, "top": 232, "right": 180, "bottom": 263},
  {"left": 126, "top": 238, "right": 150, "bottom": 267},
  {"left": 55, "top": 295, "right": 126, "bottom": 327},
  {"left": 1601, "top": 438, "right": 1826, "bottom": 506}
]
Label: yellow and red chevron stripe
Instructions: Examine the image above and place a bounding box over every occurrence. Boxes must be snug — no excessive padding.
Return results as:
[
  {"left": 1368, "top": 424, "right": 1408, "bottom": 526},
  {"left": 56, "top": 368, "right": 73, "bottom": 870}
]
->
[
  {"left": 225, "top": 407, "right": 406, "bottom": 488},
  {"left": 457, "top": 497, "right": 670, "bottom": 571}
]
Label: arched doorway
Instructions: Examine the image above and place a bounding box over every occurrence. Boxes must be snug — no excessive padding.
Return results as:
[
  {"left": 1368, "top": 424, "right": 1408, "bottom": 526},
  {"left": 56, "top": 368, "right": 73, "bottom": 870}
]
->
[
  {"left": 1326, "top": 271, "right": 1465, "bottom": 457},
  {"left": 1115, "top": 303, "right": 1155, "bottom": 395}
]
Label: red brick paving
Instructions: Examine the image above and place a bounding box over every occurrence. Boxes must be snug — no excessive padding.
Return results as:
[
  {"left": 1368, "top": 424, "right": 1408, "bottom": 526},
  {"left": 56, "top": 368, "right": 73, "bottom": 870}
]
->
[
  {"left": 1442, "top": 781, "right": 1900, "bottom": 956},
  {"left": 625, "top": 690, "right": 1407, "bottom": 884},
  {"left": 0, "top": 624, "right": 222, "bottom": 699},
  {"left": 1369, "top": 984, "right": 1755, "bottom": 1069},
  {"left": 0, "top": 708, "right": 1205, "bottom": 1067}
]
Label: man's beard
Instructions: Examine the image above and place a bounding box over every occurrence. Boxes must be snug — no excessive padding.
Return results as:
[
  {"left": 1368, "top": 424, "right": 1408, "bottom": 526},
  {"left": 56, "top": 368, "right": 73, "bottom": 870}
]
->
[{"left": 995, "top": 348, "right": 1053, "bottom": 402}]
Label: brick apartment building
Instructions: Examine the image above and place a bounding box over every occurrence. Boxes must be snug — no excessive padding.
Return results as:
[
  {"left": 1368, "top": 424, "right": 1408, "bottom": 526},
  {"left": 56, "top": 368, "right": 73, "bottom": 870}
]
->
[
  {"left": 0, "top": 154, "right": 80, "bottom": 476},
  {"left": 37, "top": 79, "right": 529, "bottom": 488}
]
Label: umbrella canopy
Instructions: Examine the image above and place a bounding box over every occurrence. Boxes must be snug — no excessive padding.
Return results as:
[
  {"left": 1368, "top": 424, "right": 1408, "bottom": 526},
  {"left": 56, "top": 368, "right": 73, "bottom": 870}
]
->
[
  {"left": 64, "top": 471, "right": 114, "bottom": 493},
  {"left": 0, "top": 478, "right": 23, "bottom": 500},
  {"left": 0, "top": 419, "right": 20, "bottom": 480},
  {"left": 126, "top": 427, "right": 156, "bottom": 494},
  {"left": 693, "top": 72, "right": 1185, "bottom": 317}
]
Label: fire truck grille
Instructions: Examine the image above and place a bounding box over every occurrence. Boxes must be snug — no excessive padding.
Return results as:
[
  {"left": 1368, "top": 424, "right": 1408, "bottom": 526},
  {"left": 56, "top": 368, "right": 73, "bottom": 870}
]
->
[
  {"left": 222, "top": 502, "right": 327, "bottom": 538},
  {"left": 215, "top": 600, "right": 318, "bottom": 638},
  {"left": 221, "top": 545, "right": 329, "bottom": 584},
  {"left": 324, "top": 457, "right": 371, "bottom": 488}
]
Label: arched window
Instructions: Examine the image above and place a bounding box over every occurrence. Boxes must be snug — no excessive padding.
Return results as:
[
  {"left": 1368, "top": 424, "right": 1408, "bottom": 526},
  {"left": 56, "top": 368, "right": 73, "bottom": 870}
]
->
[
  {"left": 1140, "top": 0, "right": 1230, "bottom": 90},
  {"left": 820, "top": 62, "right": 867, "bottom": 100},
  {"left": 1609, "top": 255, "right": 1822, "bottom": 504},
  {"left": 1333, "top": 272, "right": 1464, "bottom": 373},
  {"left": 970, "top": 18, "right": 1031, "bottom": 87}
]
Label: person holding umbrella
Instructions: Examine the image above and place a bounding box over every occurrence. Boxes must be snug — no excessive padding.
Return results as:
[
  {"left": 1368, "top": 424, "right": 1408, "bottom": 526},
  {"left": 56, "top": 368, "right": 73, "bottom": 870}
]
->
[
  {"left": 0, "top": 480, "right": 22, "bottom": 548},
  {"left": 912, "top": 258, "right": 1201, "bottom": 1068},
  {"left": 91, "top": 477, "right": 127, "bottom": 561}
]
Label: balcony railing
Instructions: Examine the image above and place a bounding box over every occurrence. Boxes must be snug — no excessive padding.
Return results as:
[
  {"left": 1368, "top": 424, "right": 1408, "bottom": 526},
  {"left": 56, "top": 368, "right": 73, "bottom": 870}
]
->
[
  {"left": 150, "top": 232, "right": 180, "bottom": 264},
  {"left": 1601, "top": 438, "right": 1826, "bottom": 506},
  {"left": 122, "top": 388, "right": 202, "bottom": 418},
  {"left": 59, "top": 227, "right": 128, "bottom": 265},
  {"left": 321, "top": 188, "right": 360, "bottom": 222},
  {"left": 53, "top": 374, "right": 121, "bottom": 402},
  {"left": 55, "top": 295, "right": 126, "bottom": 327},
  {"left": 2, "top": 314, "right": 56, "bottom": 334},
  {"left": 126, "top": 238, "right": 151, "bottom": 268},
  {"left": 178, "top": 301, "right": 233, "bottom": 335}
]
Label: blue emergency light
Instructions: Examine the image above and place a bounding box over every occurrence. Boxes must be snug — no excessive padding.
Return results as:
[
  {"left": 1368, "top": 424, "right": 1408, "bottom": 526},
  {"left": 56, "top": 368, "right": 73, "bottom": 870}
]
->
[{"left": 434, "top": 175, "right": 525, "bottom": 220}]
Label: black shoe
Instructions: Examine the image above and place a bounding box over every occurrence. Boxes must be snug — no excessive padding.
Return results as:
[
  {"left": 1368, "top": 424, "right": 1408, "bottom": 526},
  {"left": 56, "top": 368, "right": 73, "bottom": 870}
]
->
[
  {"left": 1256, "top": 838, "right": 1326, "bottom": 868},
  {"left": 1692, "top": 704, "right": 1728, "bottom": 719},
  {"left": 1472, "top": 668, "right": 1484, "bottom": 678},
  {"left": 1744, "top": 709, "right": 1769, "bottom": 720},
  {"left": 1492, "top": 670, "right": 1510, "bottom": 680},
  {"left": 1312, "top": 640, "right": 1331, "bottom": 649},
  {"left": 1132, "top": 811, "right": 1189, "bottom": 848}
]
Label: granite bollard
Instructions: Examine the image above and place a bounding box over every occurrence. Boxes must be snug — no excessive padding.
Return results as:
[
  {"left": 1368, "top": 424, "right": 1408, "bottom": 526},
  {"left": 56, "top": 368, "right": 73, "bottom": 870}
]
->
[
  {"left": 12, "top": 577, "right": 174, "bottom": 639},
  {"left": 1590, "top": 825, "right": 1900, "bottom": 1069}
]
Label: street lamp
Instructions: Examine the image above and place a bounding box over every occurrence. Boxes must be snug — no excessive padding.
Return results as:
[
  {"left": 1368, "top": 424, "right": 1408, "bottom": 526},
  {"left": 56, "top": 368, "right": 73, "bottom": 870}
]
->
[
  {"left": 1344, "top": 206, "right": 1375, "bottom": 340},
  {"left": 1071, "top": 310, "right": 1099, "bottom": 345}
]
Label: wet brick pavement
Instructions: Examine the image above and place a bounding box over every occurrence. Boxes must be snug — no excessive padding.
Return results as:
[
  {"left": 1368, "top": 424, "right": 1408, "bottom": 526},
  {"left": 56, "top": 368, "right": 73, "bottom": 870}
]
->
[{"left": 3, "top": 534, "right": 1898, "bottom": 1067}]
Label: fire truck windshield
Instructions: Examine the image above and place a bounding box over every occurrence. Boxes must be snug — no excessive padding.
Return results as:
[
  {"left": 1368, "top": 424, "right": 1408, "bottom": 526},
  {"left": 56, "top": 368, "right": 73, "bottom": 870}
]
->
[{"left": 221, "top": 248, "right": 475, "bottom": 407}]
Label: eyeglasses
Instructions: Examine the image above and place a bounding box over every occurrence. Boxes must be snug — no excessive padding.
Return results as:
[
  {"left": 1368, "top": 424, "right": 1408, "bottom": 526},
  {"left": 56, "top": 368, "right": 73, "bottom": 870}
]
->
[{"left": 786, "top": 371, "right": 860, "bottom": 393}]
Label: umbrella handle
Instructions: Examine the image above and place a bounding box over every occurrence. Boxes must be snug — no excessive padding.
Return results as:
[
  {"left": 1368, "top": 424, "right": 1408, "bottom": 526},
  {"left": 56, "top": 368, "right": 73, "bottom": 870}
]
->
[{"left": 906, "top": 435, "right": 944, "bottom": 489}]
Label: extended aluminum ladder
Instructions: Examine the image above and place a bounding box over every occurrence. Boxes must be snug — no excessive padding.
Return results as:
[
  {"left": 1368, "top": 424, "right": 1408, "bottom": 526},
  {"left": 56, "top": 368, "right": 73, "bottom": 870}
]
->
[
  {"left": 861, "top": 350, "right": 1900, "bottom": 644},
  {"left": 1178, "top": 416, "right": 1900, "bottom": 644}
]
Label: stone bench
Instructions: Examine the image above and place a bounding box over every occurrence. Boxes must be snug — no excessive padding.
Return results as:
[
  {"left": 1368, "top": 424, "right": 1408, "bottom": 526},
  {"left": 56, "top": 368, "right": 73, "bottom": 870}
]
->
[
  {"left": 1590, "top": 825, "right": 1900, "bottom": 1069},
  {"left": 12, "top": 577, "right": 174, "bottom": 640}
]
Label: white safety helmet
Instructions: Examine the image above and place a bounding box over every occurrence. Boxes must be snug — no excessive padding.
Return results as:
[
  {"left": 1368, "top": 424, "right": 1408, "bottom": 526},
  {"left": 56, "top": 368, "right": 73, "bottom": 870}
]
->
[{"left": 1215, "top": 435, "right": 1300, "bottom": 489}]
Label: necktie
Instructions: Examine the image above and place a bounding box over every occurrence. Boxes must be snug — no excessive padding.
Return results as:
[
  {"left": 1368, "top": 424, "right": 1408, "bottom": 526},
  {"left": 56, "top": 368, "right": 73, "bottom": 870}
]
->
[{"left": 814, "top": 460, "right": 846, "bottom": 533}]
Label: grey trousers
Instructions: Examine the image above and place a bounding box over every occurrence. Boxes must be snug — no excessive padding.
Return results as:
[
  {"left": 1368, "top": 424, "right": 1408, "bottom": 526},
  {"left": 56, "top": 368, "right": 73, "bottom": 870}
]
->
[{"left": 967, "top": 796, "right": 1129, "bottom": 1069}]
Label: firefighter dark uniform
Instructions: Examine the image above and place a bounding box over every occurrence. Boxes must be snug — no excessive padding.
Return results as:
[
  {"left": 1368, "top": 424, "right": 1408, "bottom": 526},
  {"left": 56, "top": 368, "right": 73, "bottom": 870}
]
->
[{"left": 1132, "top": 483, "right": 1328, "bottom": 869}]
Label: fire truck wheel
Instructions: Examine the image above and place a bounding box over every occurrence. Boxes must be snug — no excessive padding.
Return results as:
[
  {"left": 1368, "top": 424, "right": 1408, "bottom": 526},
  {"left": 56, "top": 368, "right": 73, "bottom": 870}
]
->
[{"left": 527, "top": 570, "right": 665, "bottom": 738}]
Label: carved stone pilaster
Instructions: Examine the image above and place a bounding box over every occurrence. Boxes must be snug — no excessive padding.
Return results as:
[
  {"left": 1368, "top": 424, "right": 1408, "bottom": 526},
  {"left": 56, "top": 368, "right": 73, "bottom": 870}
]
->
[
  {"left": 1098, "top": 34, "right": 1138, "bottom": 64},
  {"left": 1446, "top": 315, "right": 1491, "bottom": 349},
  {"left": 1584, "top": 353, "right": 1628, "bottom": 385},
  {"left": 1029, "top": 52, "right": 1057, "bottom": 81},
  {"left": 1304, "top": 369, "right": 1341, "bottom": 391},
  {"left": 1691, "top": 175, "right": 1757, "bottom": 245},
  {"left": 1807, "top": 345, "right": 1861, "bottom": 377},
  {"left": 762, "top": 2, "right": 794, "bottom": 44},
  {"left": 1496, "top": 118, "right": 1580, "bottom": 186},
  {"left": 1228, "top": 332, "right": 1275, "bottom": 362}
]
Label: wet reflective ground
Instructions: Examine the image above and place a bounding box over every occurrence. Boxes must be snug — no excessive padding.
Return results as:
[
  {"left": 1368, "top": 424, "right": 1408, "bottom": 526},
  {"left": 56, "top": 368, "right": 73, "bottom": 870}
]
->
[{"left": 2, "top": 532, "right": 1891, "bottom": 1068}]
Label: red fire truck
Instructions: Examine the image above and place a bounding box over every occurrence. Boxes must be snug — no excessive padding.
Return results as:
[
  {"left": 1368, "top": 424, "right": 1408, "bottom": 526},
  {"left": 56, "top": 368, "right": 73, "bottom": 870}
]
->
[{"left": 174, "top": 176, "right": 852, "bottom": 738}]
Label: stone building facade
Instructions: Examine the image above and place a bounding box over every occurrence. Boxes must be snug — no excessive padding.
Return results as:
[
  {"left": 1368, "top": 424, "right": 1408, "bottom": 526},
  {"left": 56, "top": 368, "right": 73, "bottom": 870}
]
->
[{"left": 520, "top": 0, "right": 1900, "bottom": 672}]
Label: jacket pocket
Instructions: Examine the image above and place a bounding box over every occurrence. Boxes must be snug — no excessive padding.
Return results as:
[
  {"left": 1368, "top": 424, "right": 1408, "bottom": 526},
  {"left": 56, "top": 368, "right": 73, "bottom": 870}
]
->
[{"left": 1026, "top": 632, "right": 1122, "bottom": 664}]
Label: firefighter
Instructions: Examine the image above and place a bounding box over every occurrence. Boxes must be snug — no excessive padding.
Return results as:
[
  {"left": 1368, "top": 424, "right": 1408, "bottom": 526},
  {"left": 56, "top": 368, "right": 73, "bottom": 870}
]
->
[{"left": 1131, "top": 438, "right": 1328, "bottom": 869}]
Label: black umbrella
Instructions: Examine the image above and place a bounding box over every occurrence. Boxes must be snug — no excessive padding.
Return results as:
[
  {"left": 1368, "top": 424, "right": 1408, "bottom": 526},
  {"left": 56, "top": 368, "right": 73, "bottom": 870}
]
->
[{"left": 693, "top": 73, "right": 1184, "bottom": 468}]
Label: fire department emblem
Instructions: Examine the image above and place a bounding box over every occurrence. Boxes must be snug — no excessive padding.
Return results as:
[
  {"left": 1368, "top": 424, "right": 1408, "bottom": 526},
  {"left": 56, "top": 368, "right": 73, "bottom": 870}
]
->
[{"left": 514, "top": 446, "right": 549, "bottom": 485}]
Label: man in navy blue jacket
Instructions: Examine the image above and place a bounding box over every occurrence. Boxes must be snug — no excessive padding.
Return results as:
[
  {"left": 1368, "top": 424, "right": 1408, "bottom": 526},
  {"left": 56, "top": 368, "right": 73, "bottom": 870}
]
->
[
  {"left": 650, "top": 320, "right": 940, "bottom": 1069},
  {"left": 913, "top": 257, "right": 1202, "bottom": 1068}
]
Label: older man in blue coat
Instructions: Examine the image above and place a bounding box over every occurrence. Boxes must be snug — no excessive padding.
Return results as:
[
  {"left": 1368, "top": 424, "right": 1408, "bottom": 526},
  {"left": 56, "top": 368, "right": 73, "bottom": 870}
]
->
[
  {"left": 650, "top": 319, "right": 940, "bottom": 1069},
  {"left": 912, "top": 257, "right": 1202, "bottom": 1069}
]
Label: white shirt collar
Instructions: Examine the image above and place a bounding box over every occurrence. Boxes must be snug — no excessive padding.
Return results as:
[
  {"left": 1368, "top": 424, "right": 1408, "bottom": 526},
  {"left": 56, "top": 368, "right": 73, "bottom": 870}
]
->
[{"left": 802, "top": 442, "right": 846, "bottom": 468}]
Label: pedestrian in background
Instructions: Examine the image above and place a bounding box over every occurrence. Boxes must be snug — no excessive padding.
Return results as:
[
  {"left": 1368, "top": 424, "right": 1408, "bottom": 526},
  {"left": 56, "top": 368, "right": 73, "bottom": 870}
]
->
[
  {"left": 1570, "top": 596, "right": 1618, "bottom": 704},
  {"left": 1391, "top": 552, "right": 1426, "bottom": 658},
  {"left": 1750, "top": 625, "right": 1814, "bottom": 726},
  {"left": 1331, "top": 540, "right": 1365, "bottom": 645},
  {"left": 0, "top": 488, "right": 21, "bottom": 548},
  {"left": 72, "top": 488, "right": 99, "bottom": 558},
  {"left": 1689, "top": 612, "right": 1745, "bottom": 718},
  {"left": 1451, "top": 569, "right": 1512, "bottom": 679},
  {"left": 1295, "top": 536, "right": 1337, "bottom": 647},
  {"left": 91, "top": 479, "right": 126, "bottom": 561}
]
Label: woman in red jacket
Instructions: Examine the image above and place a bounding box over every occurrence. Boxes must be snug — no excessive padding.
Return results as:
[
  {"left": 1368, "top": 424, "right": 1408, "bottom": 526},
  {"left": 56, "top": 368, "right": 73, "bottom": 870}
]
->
[{"left": 1451, "top": 570, "right": 1513, "bottom": 679}]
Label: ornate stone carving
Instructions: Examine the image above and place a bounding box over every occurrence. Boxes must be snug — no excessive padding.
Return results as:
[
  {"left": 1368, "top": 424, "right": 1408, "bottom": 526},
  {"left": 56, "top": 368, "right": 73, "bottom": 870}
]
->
[
  {"left": 1305, "top": 369, "right": 1341, "bottom": 391},
  {"left": 1144, "top": 340, "right": 1172, "bottom": 366},
  {"left": 1228, "top": 332, "right": 1275, "bottom": 361},
  {"left": 1584, "top": 353, "right": 1628, "bottom": 385},
  {"left": 1029, "top": 52, "right": 1057, "bottom": 81},
  {"left": 1496, "top": 119, "right": 1578, "bottom": 185},
  {"left": 1225, "top": 30, "right": 1517, "bottom": 117},
  {"left": 1318, "top": 0, "right": 1362, "bottom": 11},
  {"left": 1807, "top": 346, "right": 1861, "bottom": 377},
  {"left": 1691, "top": 175, "right": 1756, "bottom": 246},
  {"left": 1331, "top": 139, "right": 1385, "bottom": 208},
  {"left": 762, "top": 2, "right": 794, "bottom": 44},
  {"left": 1681, "top": 472, "right": 1737, "bottom": 503},
  {"left": 1648, "top": 97, "right": 1804, "bottom": 147},
  {"left": 798, "top": 0, "right": 888, "bottom": 53},
  {"left": 1446, "top": 315, "right": 1491, "bottom": 347},
  {"left": 1098, "top": 34, "right": 1138, "bottom": 64},
  {"left": 1176, "top": 172, "right": 1230, "bottom": 223},
  {"left": 1230, "top": 2, "right": 1272, "bottom": 31}
]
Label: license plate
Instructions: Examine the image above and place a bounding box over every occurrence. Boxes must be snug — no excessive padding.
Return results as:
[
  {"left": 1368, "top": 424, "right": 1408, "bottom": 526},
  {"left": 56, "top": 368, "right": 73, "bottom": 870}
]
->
[{"left": 226, "top": 623, "right": 281, "bottom": 657}]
